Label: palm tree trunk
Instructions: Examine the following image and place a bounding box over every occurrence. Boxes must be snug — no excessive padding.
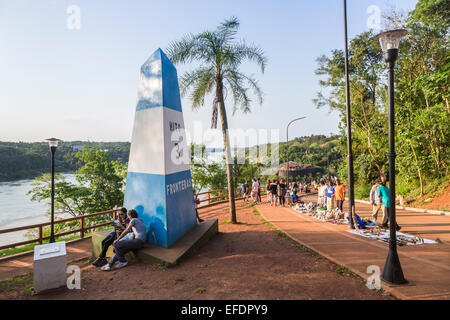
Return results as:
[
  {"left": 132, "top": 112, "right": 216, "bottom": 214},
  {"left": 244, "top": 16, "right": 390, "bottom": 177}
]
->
[{"left": 216, "top": 77, "right": 237, "bottom": 223}]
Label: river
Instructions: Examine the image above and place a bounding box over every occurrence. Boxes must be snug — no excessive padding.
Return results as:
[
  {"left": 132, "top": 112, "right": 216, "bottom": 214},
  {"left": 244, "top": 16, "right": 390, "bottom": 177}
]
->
[{"left": 0, "top": 174, "right": 76, "bottom": 247}]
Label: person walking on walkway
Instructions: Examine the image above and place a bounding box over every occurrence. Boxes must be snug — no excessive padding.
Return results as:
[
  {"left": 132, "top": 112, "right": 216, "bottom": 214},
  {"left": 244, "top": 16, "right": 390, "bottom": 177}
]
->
[
  {"left": 376, "top": 179, "right": 401, "bottom": 231},
  {"left": 270, "top": 180, "right": 278, "bottom": 206},
  {"left": 266, "top": 180, "right": 271, "bottom": 203},
  {"left": 257, "top": 178, "right": 262, "bottom": 203},
  {"left": 251, "top": 178, "right": 259, "bottom": 204},
  {"left": 370, "top": 179, "right": 383, "bottom": 224},
  {"left": 335, "top": 179, "right": 345, "bottom": 212},
  {"left": 278, "top": 179, "right": 287, "bottom": 207},
  {"left": 243, "top": 181, "right": 250, "bottom": 202}
]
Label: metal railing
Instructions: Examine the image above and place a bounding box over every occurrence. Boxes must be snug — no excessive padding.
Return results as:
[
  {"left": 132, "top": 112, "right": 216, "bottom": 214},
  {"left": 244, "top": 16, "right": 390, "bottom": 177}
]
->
[{"left": 0, "top": 209, "right": 121, "bottom": 251}]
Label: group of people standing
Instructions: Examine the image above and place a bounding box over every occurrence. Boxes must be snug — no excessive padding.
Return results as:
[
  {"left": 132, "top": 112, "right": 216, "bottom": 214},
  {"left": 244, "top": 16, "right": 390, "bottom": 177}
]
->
[
  {"left": 267, "top": 179, "right": 288, "bottom": 207},
  {"left": 242, "top": 178, "right": 306, "bottom": 207},
  {"left": 317, "top": 178, "right": 345, "bottom": 211},
  {"left": 242, "top": 178, "right": 262, "bottom": 203},
  {"left": 370, "top": 178, "right": 401, "bottom": 230}
]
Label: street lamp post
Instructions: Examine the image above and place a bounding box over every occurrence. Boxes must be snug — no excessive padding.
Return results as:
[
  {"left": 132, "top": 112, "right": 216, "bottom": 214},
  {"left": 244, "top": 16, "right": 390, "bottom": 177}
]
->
[
  {"left": 286, "top": 117, "right": 306, "bottom": 189},
  {"left": 343, "top": 0, "right": 355, "bottom": 229},
  {"left": 45, "top": 138, "right": 61, "bottom": 243},
  {"left": 374, "top": 29, "right": 408, "bottom": 285}
]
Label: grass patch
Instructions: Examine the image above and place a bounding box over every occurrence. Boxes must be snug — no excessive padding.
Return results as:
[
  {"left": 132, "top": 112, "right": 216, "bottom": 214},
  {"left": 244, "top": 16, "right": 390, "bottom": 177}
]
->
[
  {"left": 152, "top": 261, "right": 172, "bottom": 270},
  {"left": 0, "top": 272, "right": 33, "bottom": 296},
  {"left": 0, "top": 227, "right": 111, "bottom": 259},
  {"left": 167, "top": 278, "right": 184, "bottom": 285},
  {"left": 336, "top": 265, "right": 357, "bottom": 277},
  {"left": 219, "top": 220, "right": 244, "bottom": 225},
  {"left": 194, "top": 287, "right": 206, "bottom": 294}
]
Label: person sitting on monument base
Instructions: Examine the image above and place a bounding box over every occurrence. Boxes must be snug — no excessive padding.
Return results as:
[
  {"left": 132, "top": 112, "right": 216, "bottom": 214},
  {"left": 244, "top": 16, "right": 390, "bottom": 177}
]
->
[
  {"left": 101, "top": 209, "right": 147, "bottom": 271},
  {"left": 92, "top": 207, "right": 129, "bottom": 267}
]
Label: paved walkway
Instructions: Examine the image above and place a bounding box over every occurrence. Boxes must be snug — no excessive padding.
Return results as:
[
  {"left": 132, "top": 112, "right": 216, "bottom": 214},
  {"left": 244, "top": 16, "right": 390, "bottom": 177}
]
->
[
  {"left": 257, "top": 194, "right": 450, "bottom": 300},
  {"left": 1, "top": 196, "right": 449, "bottom": 300}
]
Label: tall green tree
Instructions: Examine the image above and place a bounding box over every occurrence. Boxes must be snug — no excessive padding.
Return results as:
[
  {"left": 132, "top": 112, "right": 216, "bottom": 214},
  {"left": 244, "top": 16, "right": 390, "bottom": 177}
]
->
[
  {"left": 314, "top": 0, "right": 449, "bottom": 200},
  {"left": 314, "top": 31, "right": 387, "bottom": 184},
  {"left": 189, "top": 143, "right": 227, "bottom": 192},
  {"left": 167, "top": 17, "right": 267, "bottom": 223},
  {"left": 395, "top": 0, "right": 449, "bottom": 196},
  {"left": 29, "top": 147, "right": 127, "bottom": 219}
]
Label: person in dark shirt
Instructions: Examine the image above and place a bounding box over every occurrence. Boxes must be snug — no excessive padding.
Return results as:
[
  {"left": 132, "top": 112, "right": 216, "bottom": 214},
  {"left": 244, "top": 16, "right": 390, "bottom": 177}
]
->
[
  {"left": 92, "top": 207, "right": 129, "bottom": 267},
  {"left": 101, "top": 209, "right": 147, "bottom": 271},
  {"left": 242, "top": 181, "right": 250, "bottom": 202},
  {"left": 278, "top": 180, "right": 287, "bottom": 207},
  {"left": 257, "top": 178, "right": 262, "bottom": 202}
]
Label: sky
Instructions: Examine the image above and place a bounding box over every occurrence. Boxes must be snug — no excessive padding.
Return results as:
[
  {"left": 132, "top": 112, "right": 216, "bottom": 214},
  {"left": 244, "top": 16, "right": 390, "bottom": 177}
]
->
[{"left": 0, "top": 0, "right": 418, "bottom": 147}]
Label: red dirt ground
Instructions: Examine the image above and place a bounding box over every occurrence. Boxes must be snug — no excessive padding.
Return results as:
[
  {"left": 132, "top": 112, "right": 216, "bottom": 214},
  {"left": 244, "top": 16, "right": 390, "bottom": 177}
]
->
[
  {"left": 419, "top": 184, "right": 450, "bottom": 211},
  {"left": 0, "top": 201, "right": 392, "bottom": 300}
]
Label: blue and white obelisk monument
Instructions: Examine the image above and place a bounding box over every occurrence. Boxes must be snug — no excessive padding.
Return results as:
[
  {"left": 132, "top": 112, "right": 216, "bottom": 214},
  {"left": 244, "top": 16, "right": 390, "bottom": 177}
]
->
[{"left": 123, "top": 48, "right": 197, "bottom": 248}]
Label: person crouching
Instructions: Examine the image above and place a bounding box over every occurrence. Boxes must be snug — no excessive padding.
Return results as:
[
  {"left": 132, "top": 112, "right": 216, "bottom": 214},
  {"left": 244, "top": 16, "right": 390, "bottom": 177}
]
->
[{"left": 101, "top": 209, "right": 147, "bottom": 271}]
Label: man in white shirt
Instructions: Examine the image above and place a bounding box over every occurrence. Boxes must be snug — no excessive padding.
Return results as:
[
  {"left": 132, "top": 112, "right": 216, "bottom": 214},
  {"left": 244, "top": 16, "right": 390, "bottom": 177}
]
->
[{"left": 370, "top": 179, "right": 383, "bottom": 224}]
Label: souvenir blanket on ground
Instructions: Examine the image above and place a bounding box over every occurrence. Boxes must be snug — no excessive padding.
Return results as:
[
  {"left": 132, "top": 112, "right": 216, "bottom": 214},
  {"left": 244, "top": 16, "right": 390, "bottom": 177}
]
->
[{"left": 346, "top": 229, "right": 437, "bottom": 246}]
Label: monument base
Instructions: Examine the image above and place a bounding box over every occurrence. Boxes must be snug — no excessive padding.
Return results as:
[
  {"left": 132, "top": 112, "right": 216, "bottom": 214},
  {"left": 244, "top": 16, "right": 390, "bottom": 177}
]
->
[{"left": 92, "top": 219, "right": 218, "bottom": 266}]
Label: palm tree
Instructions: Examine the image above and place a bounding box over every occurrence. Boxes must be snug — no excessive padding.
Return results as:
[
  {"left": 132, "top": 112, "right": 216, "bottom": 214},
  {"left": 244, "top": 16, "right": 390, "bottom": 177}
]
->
[{"left": 167, "top": 17, "right": 267, "bottom": 223}]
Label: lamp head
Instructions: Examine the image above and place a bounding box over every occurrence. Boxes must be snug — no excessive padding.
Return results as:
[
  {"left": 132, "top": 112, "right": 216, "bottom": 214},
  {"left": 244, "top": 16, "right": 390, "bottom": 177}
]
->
[
  {"left": 45, "top": 138, "right": 62, "bottom": 148},
  {"left": 374, "top": 29, "right": 408, "bottom": 63}
]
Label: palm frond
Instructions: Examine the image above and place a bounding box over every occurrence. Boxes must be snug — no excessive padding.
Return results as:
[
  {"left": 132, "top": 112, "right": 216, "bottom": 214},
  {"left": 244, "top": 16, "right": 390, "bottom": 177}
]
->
[
  {"left": 229, "top": 41, "right": 268, "bottom": 73},
  {"left": 179, "top": 67, "right": 215, "bottom": 97},
  {"left": 224, "top": 68, "right": 264, "bottom": 109},
  {"left": 184, "top": 67, "right": 216, "bottom": 110}
]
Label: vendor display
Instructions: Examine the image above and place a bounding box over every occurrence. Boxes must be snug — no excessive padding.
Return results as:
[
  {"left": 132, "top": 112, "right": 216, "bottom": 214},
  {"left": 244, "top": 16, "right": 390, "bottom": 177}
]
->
[
  {"left": 347, "top": 229, "right": 437, "bottom": 246},
  {"left": 291, "top": 202, "right": 437, "bottom": 246},
  {"left": 293, "top": 202, "right": 348, "bottom": 225}
]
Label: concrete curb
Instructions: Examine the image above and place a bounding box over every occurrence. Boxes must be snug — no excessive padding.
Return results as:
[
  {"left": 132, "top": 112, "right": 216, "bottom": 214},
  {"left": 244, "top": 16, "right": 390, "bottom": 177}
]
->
[{"left": 352, "top": 199, "right": 449, "bottom": 216}]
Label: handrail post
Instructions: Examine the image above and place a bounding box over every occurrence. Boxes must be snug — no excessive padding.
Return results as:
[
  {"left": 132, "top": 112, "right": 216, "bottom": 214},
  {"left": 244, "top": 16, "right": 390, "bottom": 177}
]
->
[
  {"left": 208, "top": 192, "right": 211, "bottom": 205},
  {"left": 218, "top": 191, "right": 221, "bottom": 201},
  {"left": 80, "top": 217, "right": 85, "bottom": 238},
  {"left": 38, "top": 226, "right": 43, "bottom": 245}
]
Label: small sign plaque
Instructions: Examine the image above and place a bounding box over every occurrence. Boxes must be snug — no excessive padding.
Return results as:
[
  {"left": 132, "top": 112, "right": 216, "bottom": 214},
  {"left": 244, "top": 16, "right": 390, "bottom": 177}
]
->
[{"left": 39, "top": 245, "right": 60, "bottom": 256}]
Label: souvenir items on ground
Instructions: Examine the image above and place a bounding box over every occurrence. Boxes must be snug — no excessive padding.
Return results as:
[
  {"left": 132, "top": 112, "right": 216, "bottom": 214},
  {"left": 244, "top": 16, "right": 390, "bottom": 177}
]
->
[
  {"left": 347, "top": 228, "right": 437, "bottom": 246},
  {"left": 291, "top": 202, "right": 435, "bottom": 246},
  {"left": 293, "top": 202, "right": 348, "bottom": 224}
]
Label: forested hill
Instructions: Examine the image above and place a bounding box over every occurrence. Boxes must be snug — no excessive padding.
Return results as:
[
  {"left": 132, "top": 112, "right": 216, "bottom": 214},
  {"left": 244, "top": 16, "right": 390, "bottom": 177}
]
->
[
  {"left": 1, "top": 135, "right": 341, "bottom": 182},
  {"left": 0, "top": 141, "right": 130, "bottom": 182},
  {"left": 281, "top": 134, "right": 343, "bottom": 176}
]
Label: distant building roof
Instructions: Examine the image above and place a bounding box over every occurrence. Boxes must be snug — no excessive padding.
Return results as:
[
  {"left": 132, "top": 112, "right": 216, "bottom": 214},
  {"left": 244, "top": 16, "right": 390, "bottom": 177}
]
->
[{"left": 279, "top": 162, "right": 312, "bottom": 169}]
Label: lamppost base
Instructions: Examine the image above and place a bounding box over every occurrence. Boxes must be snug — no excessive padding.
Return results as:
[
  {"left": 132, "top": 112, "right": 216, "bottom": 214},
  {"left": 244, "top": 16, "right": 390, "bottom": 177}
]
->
[{"left": 381, "top": 249, "right": 408, "bottom": 285}]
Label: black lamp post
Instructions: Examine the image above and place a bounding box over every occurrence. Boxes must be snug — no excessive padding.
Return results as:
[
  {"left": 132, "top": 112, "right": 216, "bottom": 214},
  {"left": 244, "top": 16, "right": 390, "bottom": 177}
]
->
[
  {"left": 343, "top": 0, "right": 355, "bottom": 229},
  {"left": 374, "top": 29, "right": 408, "bottom": 285},
  {"left": 286, "top": 117, "right": 306, "bottom": 188},
  {"left": 45, "top": 138, "right": 61, "bottom": 243}
]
